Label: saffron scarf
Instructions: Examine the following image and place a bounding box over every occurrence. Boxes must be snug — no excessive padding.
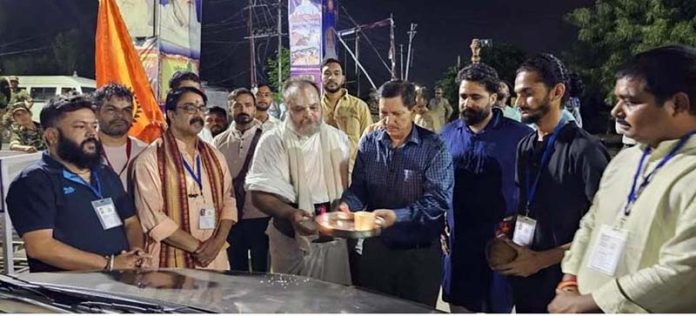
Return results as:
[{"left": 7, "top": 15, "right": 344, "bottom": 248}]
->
[{"left": 155, "top": 130, "right": 226, "bottom": 268}]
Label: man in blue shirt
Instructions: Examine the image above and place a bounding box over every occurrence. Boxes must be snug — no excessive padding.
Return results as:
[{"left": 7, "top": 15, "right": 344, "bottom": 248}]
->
[
  {"left": 6, "top": 94, "right": 149, "bottom": 272},
  {"left": 338, "top": 80, "right": 453, "bottom": 307},
  {"left": 441, "top": 63, "right": 533, "bottom": 313}
]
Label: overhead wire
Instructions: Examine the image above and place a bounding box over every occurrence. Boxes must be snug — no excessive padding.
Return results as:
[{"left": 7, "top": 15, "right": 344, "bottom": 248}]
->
[{"left": 339, "top": 4, "right": 393, "bottom": 75}]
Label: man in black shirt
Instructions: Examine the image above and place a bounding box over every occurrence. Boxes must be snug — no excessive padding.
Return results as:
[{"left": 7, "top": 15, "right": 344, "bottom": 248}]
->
[
  {"left": 491, "top": 54, "right": 609, "bottom": 312},
  {"left": 6, "top": 94, "right": 149, "bottom": 272}
]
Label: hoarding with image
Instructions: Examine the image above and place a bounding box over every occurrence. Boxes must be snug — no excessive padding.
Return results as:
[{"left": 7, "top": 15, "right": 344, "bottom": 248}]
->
[
  {"left": 289, "top": 0, "right": 323, "bottom": 88},
  {"left": 115, "top": 0, "right": 202, "bottom": 103}
]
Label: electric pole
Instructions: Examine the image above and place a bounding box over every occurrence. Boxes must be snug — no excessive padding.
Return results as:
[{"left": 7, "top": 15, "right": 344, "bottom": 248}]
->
[
  {"left": 405, "top": 23, "right": 417, "bottom": 81},
  {"left": 248, "top": 0, "right": 257, "bottom": 88},
  {"left": 355, "top": 33, "right": 361, "bottom": 96},
  {"left": 277, "top": 0, "right": 282, "bottom": 91},
  {"left": 400, "top": 44, "right": 404, "bottom": 80},
  {"left": 244, "top": 0, "right": 287, "bottom": 90},
  {"left": 389, "top": 14, "right": 396, "bottom": 80}
]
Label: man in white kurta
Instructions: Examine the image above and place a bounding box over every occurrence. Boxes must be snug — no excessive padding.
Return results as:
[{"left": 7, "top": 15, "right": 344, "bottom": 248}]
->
[
  {"left": 245, "top": 78, "right": 352, "bottom": 285},
  {"left": 548, "top": 45, "right": 696, "bottom": 313}
]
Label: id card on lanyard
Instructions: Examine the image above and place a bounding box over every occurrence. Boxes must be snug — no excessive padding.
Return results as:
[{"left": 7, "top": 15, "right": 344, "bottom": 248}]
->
[
  {"left": 182, "top": 154, "right": 217, "bottom": 231},
  {"left": 63, "top": 169, "right": 123, "bottom": 230},
  {"left": 513, "top": 118, "right": 567, "bottom": 247},
  {"left": 587, "top": 130, "right": 696, "bottom": 276}
]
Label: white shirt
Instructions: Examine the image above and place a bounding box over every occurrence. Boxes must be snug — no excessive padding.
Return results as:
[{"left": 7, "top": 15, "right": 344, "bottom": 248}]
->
[
  {"left": 245, "top": 122, "right": 350, "bottom": 206},
  {"left": 198, "top": 126, "right": 214, "bottom": 144},
  {"left": 102, "top": 136, "right": 149, "bottom": 191},
  {"left": 260, "top": 114, "right": 281, "bottom": 132},
  {"left": 213, "top": 121, "right": 268, "bottom": 219}
]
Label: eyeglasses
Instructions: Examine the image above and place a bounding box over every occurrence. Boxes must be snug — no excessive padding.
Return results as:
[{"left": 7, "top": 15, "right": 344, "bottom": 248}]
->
[{"left": 177, "top": 104, "right": 209, "bottom": 114}]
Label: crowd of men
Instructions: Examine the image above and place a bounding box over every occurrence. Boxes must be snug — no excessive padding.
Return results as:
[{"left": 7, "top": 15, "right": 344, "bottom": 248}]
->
[{"left": 4, "top": 44, "right": 696, "bottom": 313}]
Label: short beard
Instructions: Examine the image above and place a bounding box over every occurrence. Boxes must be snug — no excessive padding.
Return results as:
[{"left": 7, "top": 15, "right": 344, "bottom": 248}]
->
[
  {"left": 256, "top": 102, "right": 271, "bottom": 111},
  {"left": 57, "top": 129, "right": 102, "bottom": 170},
  {"left": 289, "top": 116, "right": 321, "bottom": 137},
  {"left": 99, "top": 118, "right": 131, "bottom": 137},
  {"left": 460, "top": 106, "right": 492, "bottom": 126},
  {"left": 234, "top": 113, "right": 253, "bottom": 125},
  {"left": 209, "top": 125, "right": 225, "bottom": 137},
  {"left": 520, "top": 96, "right": 552, "bottom": 125},
  {"left": 323, "top": 83, "right": 341, "bottom": 94}
]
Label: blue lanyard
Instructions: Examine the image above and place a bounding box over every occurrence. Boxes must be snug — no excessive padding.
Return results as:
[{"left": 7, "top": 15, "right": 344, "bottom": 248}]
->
[
  {"left": 182, "top": 154, "right": 202, "bottom": 191},
  {"left": 63, "top": 169, "right": 103, "bottom": 199},
  {"left": 624, "top": 130, "right": 696, "bottom": 216},
  {"left": 525, "top": 118, "right": 568, "bottom": 212}
]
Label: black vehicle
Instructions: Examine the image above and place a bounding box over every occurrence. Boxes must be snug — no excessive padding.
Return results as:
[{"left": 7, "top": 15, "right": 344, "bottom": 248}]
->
[{"left": 3, "top": 269, "right": 440, "bottom": 313}]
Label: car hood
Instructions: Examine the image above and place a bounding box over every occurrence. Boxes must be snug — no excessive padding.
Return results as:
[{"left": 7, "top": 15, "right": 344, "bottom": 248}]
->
[{"left": 20, "top": 269, "right": 440, "bottom": 313}]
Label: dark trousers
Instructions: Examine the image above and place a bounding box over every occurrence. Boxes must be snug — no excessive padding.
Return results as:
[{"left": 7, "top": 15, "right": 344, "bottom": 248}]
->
[
  {"left": 347, "top": 238, "right": 361, "bottom": 286},
  {"left": 359, "top": 237, "right": 442, "bottom": 307},
  {"left": 510, "top": 265, "right": 563, "bottom": 313},
  {"left": 227, "top": 217, "right": 270, "bottom": 272}
]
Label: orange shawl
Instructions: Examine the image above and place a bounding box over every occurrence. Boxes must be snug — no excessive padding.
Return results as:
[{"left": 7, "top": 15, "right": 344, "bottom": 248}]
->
[{"left": 155, "top": 130, "right": 225, "bottom": 268}]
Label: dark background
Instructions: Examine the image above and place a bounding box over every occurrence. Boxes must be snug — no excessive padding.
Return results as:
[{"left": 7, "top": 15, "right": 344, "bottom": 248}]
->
[{"left": 0, "top": 0, "right": 594, "bottom": 89}]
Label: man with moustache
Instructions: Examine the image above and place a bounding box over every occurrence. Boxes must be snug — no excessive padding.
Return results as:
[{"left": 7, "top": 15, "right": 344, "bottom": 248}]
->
[
  {"left": 337, "top": 80, "right": 453, "bottom": 307},
  {"left": 6, "top": 94, "right": 149, "bottom": 272},
  {"left": 168, "top": 71, "right": 215, "bottom": 144},
  {"left": 440, "top": 64, "right": 532, "bottom": 313},
  {"left": 213, "top": 88, "right": 270, "bottom": 272},
  {"left": 132, "top": 87, "right": 237, "bottom": 270},
  {"left": 204, "top": 106, "right": 228, "bottom": 138},
  {"left": 490, "top": 54, "right": 609, "bottom": 312},
  {"left": 321, "top": 58, "right": 373, "bottom": 172},
  {"left": 93, "top": 83, "right": 149, "bottom": 190},
  {"left": 549, "top": 45, "right": 696, "bottom": 313},
  {"left": 246, "top": 78, "right": 352, "bottom": 284},
  {"left": 255, "top": 83, "right": 282, "bottom": 131}
]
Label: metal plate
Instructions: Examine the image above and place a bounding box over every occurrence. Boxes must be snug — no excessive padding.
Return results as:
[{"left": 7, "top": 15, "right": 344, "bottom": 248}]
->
[{"left": 315, "top": 212, "right": 383, "bottom": 239}]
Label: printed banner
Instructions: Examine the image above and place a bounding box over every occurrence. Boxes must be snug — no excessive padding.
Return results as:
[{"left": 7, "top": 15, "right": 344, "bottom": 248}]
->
[
  {"left": 322, "top": 0, "right": 338, "bottom": 60},
  {"left": 289, "top": 0, "right": 323, "bottom": 89}
]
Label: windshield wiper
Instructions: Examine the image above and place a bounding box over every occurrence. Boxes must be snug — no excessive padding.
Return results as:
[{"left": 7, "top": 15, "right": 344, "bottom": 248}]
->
[
  {"left": 74, "top": 300, "right": 212, "bottom": 313},
  {"left": 0, "top": 274, "right": 55, "bottom": 303},
  {"left": 0, "top": 274, "right": 212, "bottom": 313}
]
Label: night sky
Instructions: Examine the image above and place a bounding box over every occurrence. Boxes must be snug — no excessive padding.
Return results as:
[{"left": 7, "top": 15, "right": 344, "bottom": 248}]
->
[
  {"left": 1, "top": 0, "right": 595, "bottom": 92},
  {"left": 334, "top": 0, "right": 595, "bottom": 91}
]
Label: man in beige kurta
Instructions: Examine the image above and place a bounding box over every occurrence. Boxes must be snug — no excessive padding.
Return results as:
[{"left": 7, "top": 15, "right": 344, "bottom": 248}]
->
[{"left": 133, "top": 87, "right": 237, "bottom": 270}]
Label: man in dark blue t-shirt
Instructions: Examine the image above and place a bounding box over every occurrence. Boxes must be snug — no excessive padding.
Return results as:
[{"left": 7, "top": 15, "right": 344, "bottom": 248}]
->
[{"left": 6, "top": 94, "right": 149, "bottom": 272}]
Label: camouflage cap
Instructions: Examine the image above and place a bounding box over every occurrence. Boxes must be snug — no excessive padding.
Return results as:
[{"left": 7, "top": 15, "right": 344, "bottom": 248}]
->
[{"left": 10, "top": 103, "right": 30, "bottom": 115}]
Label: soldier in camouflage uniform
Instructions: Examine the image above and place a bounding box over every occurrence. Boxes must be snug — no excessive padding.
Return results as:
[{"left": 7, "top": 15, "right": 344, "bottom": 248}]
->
[
  {"left": 0, "top": 77, "right": 9, "bottom": 110},
  {"left": 2, "top": 76, "right": 34, "bottom": 146},
  {"left": 7, "top": 76, "right": 32, "bottom": 109},
  {"left": 8, "top": 104, "right": 45, "bottom": 153}
]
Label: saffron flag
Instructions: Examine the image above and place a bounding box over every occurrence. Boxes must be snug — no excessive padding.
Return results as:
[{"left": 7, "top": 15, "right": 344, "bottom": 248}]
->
[{"left": 96, "top": 0, "right": 164, "bottom": 143}]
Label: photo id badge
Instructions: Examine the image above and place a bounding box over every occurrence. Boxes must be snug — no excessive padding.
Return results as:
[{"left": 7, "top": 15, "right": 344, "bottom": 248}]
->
[
  {"left": 588, "top": 224, "right": 628, "bottom": 276},
  {"left": 199, "top": 207, "right": 216, "bottom": 230},
  {"left": 512, "top": 215, "right": 537, "bottom": 247},
  {"left": 91, "top": 198, "right": 123, "bottom": 230}
]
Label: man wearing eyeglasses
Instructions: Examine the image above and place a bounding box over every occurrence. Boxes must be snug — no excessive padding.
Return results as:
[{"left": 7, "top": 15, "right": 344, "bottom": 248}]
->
[
  {"left": 132, "top": 87, "right": 237, "bottom": 270},
  {"left": 93, "top": 83, "right": 148, "bottom": 190}
]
